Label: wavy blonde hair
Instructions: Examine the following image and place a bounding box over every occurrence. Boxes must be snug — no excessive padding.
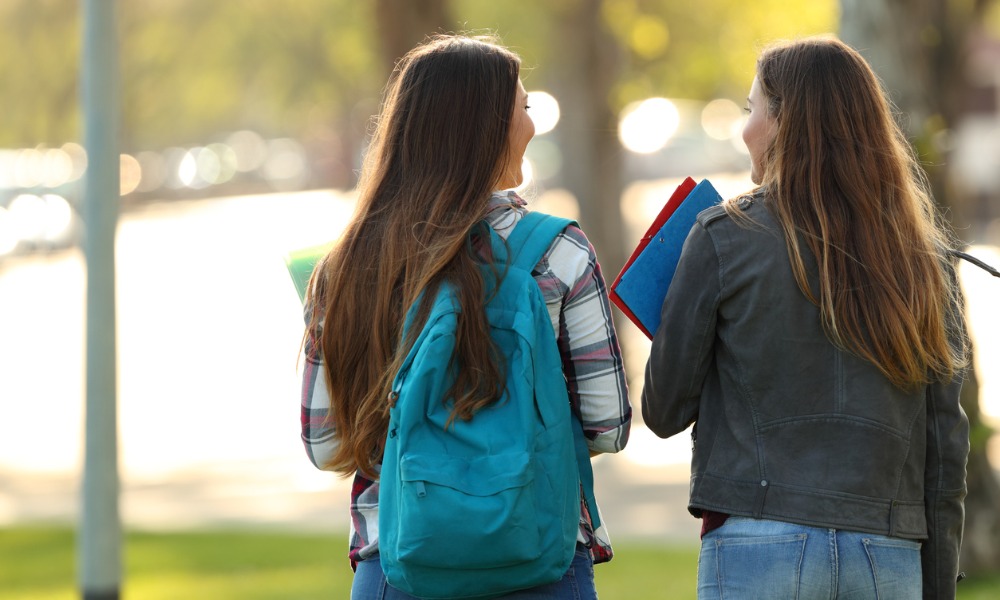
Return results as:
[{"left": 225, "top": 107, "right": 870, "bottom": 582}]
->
[{"left": 729, "top": 37, "right": 968, "bottom": 389}]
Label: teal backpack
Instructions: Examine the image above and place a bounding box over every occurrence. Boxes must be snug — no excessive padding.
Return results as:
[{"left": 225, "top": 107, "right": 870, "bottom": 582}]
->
[{"left": 378, "top": 212, "right": 600, "bottom": 600}]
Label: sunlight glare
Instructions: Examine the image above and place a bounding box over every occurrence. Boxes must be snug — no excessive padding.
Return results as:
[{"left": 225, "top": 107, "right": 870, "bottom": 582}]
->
[
  {"left": 120, "top": 153, "right": 142, "bottom": 195},
  {"left": 0, "top": 207, "right": 16, "bottom": 255},
  {"left": 41, "top": 194, "right": 73, "bottom": 242},
  {"left": 527, "top": 90, "right": 560, "bottom": 135},
  {"left": 178, "top": 148, "right": 200, "bottom": 188},
  {"left": 9, "top": 194, "right": 46, "bottom": 243},
  {"left": 531, "top": 188, "right": 579, "bottom": 221},
  {"left": 41, "top": 148, "right": 74, "bottom": 187},
  {"left": 618, "top": 97, "right": 680, "bottom": 154},
  {"left": 701, "top": 98, "right": 744, "bottom": 141},
  {"left": 513, "top": 157, "right": 534, "bottom": 194}
]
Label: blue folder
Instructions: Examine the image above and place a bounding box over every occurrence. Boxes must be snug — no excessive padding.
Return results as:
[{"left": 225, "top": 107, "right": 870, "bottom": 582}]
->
[{"left": 611, "top": 179, "right": 722, "bottom": 338}]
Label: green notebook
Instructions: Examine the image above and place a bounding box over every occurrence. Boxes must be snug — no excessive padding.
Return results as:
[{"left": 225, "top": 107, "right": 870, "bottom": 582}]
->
[{"left": 283, "top": 243, "right": 332, "bottom": 303}]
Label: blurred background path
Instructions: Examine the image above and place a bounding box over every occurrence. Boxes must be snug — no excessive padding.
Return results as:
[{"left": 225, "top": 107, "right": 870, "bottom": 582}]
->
[{"left": 1, "top": 186, "right": 998, "bottom": 544}]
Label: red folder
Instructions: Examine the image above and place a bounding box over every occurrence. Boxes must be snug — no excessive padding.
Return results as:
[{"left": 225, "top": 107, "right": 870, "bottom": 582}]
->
[{"left": 610, "top": 177, "right": 722, "bottom": 339}]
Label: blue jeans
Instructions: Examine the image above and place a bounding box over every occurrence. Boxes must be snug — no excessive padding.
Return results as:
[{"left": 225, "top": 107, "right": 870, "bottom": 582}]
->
[
  {"left": 698, "top": 517, "right": 922, "bottom": 599},
  {"left": 351, "top": 545, "right": 597, "bottom": 599}
]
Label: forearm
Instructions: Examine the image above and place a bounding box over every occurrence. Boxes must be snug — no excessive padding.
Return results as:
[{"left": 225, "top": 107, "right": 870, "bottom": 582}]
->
[
  {"left": 921, "top": 374, "right": 970, "bottom": 599},
  {"left": 300, "top": 313, "right": 341, "bottom": 470},
  {"left": 641, "top": 223, "right": 720, "bottom": 438},
  {"left": 555, "top": 239, "right": 631, "bottom": 454}
]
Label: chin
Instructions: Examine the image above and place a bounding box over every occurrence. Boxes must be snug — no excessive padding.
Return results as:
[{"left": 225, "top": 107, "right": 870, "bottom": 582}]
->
[{"left": 499, "top": 177, "right": 522, "bottom": 190}]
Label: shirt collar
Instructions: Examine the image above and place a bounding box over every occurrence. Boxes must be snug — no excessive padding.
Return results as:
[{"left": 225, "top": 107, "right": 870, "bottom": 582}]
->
[{"left": 487, "top": 190, "right": 527, "bottom": 210}]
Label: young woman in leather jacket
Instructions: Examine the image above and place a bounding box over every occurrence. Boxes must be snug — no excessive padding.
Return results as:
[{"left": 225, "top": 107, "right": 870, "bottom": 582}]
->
[{"left": 642, "top": 37, "right": 970, "bottom": 599}]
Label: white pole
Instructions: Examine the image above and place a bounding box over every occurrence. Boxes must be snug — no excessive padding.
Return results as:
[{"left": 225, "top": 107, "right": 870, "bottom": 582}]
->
[{"left": 79, "top": 1, "right": 121, "bottom": 598}]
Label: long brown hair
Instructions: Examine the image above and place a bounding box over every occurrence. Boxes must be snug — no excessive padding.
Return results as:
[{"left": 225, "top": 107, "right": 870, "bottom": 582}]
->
[
  {"left": 306, "top": 35, "right": 521, "bottom": 476},
  {"left": 730, "top": 37, "right": 968, "bottom": 389}
]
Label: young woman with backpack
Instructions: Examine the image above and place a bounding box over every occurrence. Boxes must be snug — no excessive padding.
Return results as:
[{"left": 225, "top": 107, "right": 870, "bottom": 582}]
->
[{"left": 301, "top": 34, "right": 631, "bottom": 599}]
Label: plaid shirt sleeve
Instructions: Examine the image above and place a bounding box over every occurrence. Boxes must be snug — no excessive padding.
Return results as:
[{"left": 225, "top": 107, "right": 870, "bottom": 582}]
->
[
  {"left": 300, "top": 302, "right": 339, "bottom": 470},
  {"left": 533, "top": 224, "right": 632, "bottom": 454},
  {"left": 300, "top": 302, "right": 382, "bottom": 565}
]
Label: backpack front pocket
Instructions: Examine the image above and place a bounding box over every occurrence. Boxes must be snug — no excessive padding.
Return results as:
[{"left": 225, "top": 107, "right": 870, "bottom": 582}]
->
[{"left": 393, "top": 451, "right": 543, "bottom": 568}]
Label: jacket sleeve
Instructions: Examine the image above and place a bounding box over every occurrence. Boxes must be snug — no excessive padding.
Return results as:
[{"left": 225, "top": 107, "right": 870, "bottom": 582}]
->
[
  {"left": 921, "top": 280, "right": 970, "bottom": 599},
  {"left": 641, "top": 221, "right": 721, "bottom": 438}
]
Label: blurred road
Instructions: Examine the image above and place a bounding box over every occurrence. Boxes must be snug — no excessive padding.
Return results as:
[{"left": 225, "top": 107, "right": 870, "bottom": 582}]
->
[{"left": 1, "top": 185, "right": 997, "bottom": 544}]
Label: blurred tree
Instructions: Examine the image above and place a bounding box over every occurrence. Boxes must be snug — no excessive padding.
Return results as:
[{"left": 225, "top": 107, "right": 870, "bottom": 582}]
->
[
  {"left": 0, "top": 0, "right": 79, "bottom": 146},
  {"left": 603, "top": 0, "right": 837, "bottom": 106},
  {"left": 374, "top": 0, "right": 454, "bottom": 70},
  {"left": 117, "top": 0, "right": 381, "bottom": 188},
  {"left": 0, "top": 0, "right": 835, "bottom": 177},
  {"left": 549, "top": 0, "right": 627, "bottom": 276},
  {"left": 840, "top": 0, "right": 1000, "bottom": 577}
]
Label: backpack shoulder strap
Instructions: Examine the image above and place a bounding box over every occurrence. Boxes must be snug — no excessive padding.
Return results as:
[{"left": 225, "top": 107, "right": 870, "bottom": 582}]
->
[
  {"left": 503, "top": 212, "right": 575, "bottom": 272},
  {"left": 498, "top": 210, "right": 602, "bottom": 530},
  {"left": 950, "top": 249, "right": 1000, "bottom": 278}
]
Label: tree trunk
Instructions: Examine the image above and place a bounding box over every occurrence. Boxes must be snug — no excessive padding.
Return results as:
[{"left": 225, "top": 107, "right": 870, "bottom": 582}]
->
[
  {"left": 549, "top": 0, "right": 627, "bottom": 279},
  {"left": 373, "top": 0, "right": 454, "bottom": 70},
  {"left": 840, "top": 0, "right": 1000, "bottom": 576}
]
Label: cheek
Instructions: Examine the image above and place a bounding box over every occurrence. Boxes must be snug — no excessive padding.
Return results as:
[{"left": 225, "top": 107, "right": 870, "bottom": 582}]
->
[
  {"left": 742, "top": 118, "right": 756, "bottom": 150},
  {"left": 521, "top": 115, "right": 535, "bottom": 147}
]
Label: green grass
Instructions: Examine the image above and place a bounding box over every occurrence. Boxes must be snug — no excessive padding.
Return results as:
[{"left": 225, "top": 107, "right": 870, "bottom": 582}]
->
[
  {"left": 0, "top": 527, "right": 346, "bottom": 600},
  {"left": 2, "top": 526, "right": 998, "bottom": 599}
]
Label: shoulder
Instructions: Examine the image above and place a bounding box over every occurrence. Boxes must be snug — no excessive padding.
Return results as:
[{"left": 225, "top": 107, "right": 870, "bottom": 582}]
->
[
  {"left": 544, "top": 220, "right": 594, "bottom": 267},
  {"left": 557, "top": 222, "right": 591, "bottom": 251},
  {"left": 696, "top": 204, "right": 729, "bottom": 228},
  {"left": 515, "top": 209, "right": 590, "bottom": 257},
  {"left": 524, "top": 214, "right": 595, "bottom": 295},
  {"left": 696, "top": 191, "right": 774, "bottom": 231}
]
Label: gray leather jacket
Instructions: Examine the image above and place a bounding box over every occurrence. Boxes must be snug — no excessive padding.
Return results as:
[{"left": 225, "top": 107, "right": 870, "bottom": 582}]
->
[{"left": 642, "top": 197, "right": 969, "bottom": 599}]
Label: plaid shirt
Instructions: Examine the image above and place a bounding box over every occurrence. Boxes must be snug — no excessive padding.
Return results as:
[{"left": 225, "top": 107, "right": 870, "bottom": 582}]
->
[{"left": 301, "top": 191, "right": 631, "bottom": 566}]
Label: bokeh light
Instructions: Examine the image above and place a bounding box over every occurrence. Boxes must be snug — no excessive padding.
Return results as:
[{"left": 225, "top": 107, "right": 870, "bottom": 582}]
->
[
  {"left": 41, "top": 194, "right": 73, "bottom": 242},
  {"left": 263, "top": 137, "right": 308, "bottom": 190},
  {"left": 178, "top": 148, "right": 204, "bottom": 189},
  {"left": 532, "top": 188, "right": 579, "bottom": 221},
  {"left": 701, "top": 98, "right": 744, "bottom": 141},
  {"left": 62, "top": 142, "right": 88, "bottom": 182},
  {"left": 513, "top": 157, "right": 534, "bottom": 193},
  {"left": 0, "top": 206, "right": 17, "bottom": 255},
  {"left": 9, "top": 194, "right": 47, "bottom": 243},
  {"left": 120, "top": 153, "right": 142, "bottom": 195},
  {"left": 227, "top": 130, "right": 268, "bottom": 173},
  {"left": 618, "top": 97, "right": 680, "bottom": 154},
  {"left": 41, "top": 147, "right": 74, "bottom": 187},
  {"left": 204, "top": 143, "right": 238, "bottom": 184},
  {"left": 0, "top": 150, "right": 17, "bottom": 189},
  {"left": 14, "top": 149, "right": 43, "bottom": 188},
  {"left": 629, "top": 15, "right": 670, "bottom": 59},
  {"left": 135, "top": 150, "right": 167, "bottom": 193},
  {"left": 527, "top": 91, "right": 560, "bottom": 135},
  {"left": 163, "top": 147, "right": 188, "bottom": 190},
  {"left": 525, "top": 138, "right": 563, "bottom": 181}
]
